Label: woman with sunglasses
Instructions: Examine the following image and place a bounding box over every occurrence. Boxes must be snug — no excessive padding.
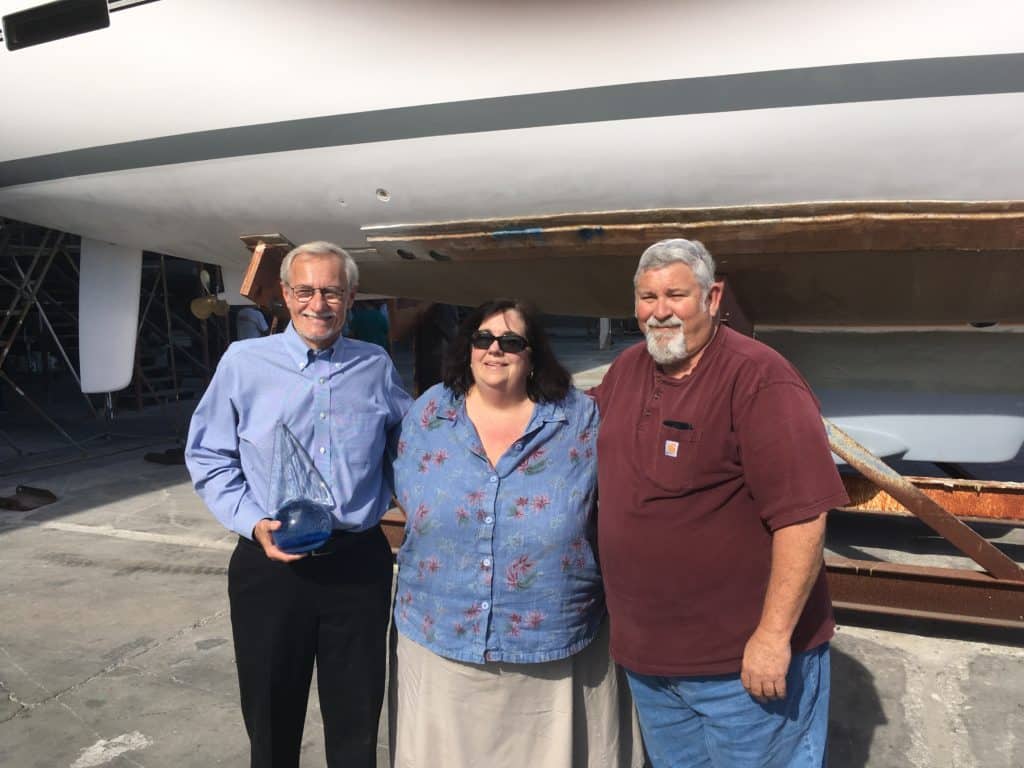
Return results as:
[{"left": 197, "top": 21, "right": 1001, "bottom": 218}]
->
[{"left": 390, "top": 299, "right": 642, "bottom": 768}]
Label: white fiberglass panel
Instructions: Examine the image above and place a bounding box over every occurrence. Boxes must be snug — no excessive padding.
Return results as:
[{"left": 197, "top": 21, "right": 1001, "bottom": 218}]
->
[{"left": 78, "top": 238, "right": 141, "bottom": 393}]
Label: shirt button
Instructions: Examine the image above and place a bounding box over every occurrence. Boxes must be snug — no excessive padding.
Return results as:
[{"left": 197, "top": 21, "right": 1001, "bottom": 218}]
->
[
  {"left": 319, "top": 377, "right": 326, "bottom": 384},
  {"left": 481, "top": 601, "right": 490, "bottom": 610},
  {"left": 482, "top": 558, "right": 491, "bottom": 567},
  {"left": 514, "top": 443, "right": 522, "bottom": 451},
  {"left": 484, "top": 516, "right": 493, "bottom": 524},
  {"left": 319, "top": 412, "right": 326, "bottom": 420},
  {"left": 489, "top": 476, "right": 498, "bottom": 483},
  {"left": 319, "top": 446, "right": 326, "bottom": 455}
]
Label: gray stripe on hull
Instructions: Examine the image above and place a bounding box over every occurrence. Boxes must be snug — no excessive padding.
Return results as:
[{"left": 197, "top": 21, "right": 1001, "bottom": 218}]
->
[{"left": 2, "top": 53, "right": 1024, "bottom": 188}]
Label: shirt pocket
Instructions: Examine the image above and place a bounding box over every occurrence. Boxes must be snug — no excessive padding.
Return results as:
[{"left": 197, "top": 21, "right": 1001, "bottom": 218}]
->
[
  {"left": 644, "top": 422, "right": 702, "bottom": 494},
  {"left": 332, "top": 411, "right": 386, "bottom": 467}
]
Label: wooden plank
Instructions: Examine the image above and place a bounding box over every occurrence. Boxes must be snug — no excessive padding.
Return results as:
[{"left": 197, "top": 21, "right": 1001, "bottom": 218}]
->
[
  {"left": 363, "top": 200, "right": 1024, "bottom": 239},
  {"left": 354, "top": 247, "right": 1024, "bottom": 324},
  {"left": 360, "top": 207, "right": 1024, "bottom": 323},
  {"left": 366, "top": 212, "right": 1024, "bottom": 262}
]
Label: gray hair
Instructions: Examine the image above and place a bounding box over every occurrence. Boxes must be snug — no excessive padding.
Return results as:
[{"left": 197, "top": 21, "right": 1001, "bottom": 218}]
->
[
  {"left": 633, "top": 239, "right": 716, "bottom": 297},
  {"left": 280, "top": 240, "right": 359, "bottom": 289}
]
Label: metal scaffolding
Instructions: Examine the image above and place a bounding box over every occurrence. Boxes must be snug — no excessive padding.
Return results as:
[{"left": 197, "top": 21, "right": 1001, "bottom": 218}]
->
[
  {"left": 0, "top": 221, "right": 85, "bottom": 452},
  {"left": 0, "top": 220, "right": 229, "bottom": 457}
]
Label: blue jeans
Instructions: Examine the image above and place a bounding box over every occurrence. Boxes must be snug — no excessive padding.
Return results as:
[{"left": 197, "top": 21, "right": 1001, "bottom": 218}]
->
[{"left": 626, "top": 644, "right": 830, "bottom": 768}]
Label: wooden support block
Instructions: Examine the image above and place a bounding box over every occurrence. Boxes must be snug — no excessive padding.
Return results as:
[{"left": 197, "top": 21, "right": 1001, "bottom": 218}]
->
[
  {"left": 718, "top": 277, "right": 753, "bottom": 337},
  {"left": 239, "top": 234, "right": 295, "bottom": 316}
]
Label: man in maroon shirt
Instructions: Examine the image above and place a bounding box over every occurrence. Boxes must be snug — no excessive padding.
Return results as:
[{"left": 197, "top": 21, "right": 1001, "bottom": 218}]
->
[{"left": 591, "top": 239, "right": 848, "bottom": 767}]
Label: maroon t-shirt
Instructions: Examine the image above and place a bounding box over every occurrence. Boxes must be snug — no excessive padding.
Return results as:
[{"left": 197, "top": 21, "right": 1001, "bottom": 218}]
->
[{"left": 591, "top": 326, "right": 849, "bottom": 676}]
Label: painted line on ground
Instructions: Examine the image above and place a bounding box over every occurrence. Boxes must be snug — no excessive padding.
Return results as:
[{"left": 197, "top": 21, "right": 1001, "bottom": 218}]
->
[
  {"left": 40, "top": 521, "right": 235, "bottom": 551},
  {"left": 42, "top": 522, "right": 404, "bottom": 573}
]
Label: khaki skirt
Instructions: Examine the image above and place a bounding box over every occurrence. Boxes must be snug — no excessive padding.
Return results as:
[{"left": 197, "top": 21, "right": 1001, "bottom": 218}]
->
[{"left": 389, "top": 619, "right": 644, "bottom": 768}]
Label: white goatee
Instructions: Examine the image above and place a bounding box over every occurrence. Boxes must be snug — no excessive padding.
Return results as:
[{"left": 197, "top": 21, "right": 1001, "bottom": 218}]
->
[{"left": 643, "top": 318, "right": 688, "bottom": 366}]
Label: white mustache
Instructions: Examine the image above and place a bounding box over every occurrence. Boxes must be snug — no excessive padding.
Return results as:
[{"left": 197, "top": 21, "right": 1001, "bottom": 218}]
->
[{"left": 645, "top": 317, "right": 683, "bottom": 329}]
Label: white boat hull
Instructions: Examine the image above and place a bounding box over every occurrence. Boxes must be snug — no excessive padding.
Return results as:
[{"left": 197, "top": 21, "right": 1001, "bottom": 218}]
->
[{"left": 0, "top": 0, "right": 1022, "bottom": 465}]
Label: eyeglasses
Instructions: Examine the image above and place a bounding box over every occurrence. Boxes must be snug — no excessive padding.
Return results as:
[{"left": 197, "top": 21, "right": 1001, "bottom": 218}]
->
[
  {"left": 285, "top": 284, "right": 347, "bottom": 304},
  {"left": 470, "top": 330, "right": 529, "bottom": 353}
]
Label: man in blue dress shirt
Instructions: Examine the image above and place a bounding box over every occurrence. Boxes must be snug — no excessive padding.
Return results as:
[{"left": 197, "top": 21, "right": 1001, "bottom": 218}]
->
[{"left": 185, "top": 241, "right": 412, "bottom": 768}]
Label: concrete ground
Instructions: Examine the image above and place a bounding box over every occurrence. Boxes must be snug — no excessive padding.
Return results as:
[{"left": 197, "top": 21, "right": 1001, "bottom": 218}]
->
[{"left": 1, "top": 335, "right": 1022, "bottom": 767}]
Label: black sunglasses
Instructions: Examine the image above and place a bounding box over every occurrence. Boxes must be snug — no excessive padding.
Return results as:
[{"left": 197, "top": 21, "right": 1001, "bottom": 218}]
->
[{"left": 470, "top": 330, "right": 529, "bottom": 353}]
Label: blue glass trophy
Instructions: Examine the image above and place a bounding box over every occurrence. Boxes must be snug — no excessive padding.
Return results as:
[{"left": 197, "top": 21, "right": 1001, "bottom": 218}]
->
[{"left": 266, "top": 423, "right": 335, "bottom": 554}]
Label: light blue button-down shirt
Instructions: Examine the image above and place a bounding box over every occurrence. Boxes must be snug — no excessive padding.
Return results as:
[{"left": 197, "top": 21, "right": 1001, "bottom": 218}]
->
[
  {"left": 393, "top": 384, "right": 603, "bottom": 664},
  {"left": 185, "top": 324, "right": 412, "bottom": 539}
]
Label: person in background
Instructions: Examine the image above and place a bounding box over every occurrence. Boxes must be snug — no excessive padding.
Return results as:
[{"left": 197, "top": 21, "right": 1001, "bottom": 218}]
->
[
  {"left": 185, "top": 240, "right": 412, "bottom": 768},
  {"left": 590, "top": 238, "right": 848, "bottom": 768},
  {"left": 235, "top": 304, "right": 269, "bottom": 340},
  {"left": 412, "top": 302, "right": 458, "bottom": 394},
  {"left": 349, "top": 299, "right": 392, "bottom": 352},
  {"left": 389, "top": 298, "right": 643, "bottom": 768}
]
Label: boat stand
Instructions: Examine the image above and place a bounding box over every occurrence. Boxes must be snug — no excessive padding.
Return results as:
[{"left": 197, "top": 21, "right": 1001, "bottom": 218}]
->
[{"left": 826, "top": 419, "right": 1024, "bottom": 629}]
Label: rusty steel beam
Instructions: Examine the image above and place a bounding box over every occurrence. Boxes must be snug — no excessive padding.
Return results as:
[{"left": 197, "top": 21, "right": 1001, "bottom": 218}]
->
[
  {"left": 841, "top": 474, "right": 1024, "bottom": 522},
  {"left": 824, "top": 419, "right": 1024, "bottom": 582},
  {"left": 827, "top": 558, "right": 1024, "bottom": 629}
]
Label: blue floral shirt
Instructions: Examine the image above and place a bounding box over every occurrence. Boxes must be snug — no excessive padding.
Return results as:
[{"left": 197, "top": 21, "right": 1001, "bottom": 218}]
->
[{"left": 393, "top": 384, "right": 603, "bottom": 664}]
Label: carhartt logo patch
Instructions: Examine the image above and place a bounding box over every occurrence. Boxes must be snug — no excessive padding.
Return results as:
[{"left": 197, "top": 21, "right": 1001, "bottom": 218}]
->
[{"left": 664, "top": 440, "right": 679, "bottom": 458}]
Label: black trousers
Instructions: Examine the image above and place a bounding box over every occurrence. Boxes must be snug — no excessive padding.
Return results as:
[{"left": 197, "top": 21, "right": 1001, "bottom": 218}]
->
[{"left": 228, "top": 525, "right": 394, "bottom": 768}]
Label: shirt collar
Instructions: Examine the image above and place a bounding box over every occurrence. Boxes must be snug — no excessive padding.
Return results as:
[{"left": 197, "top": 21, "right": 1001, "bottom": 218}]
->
[
  {"left": 282, "top": 323, "right": 345, "bottom": 370},
  {"left": 532, "top": 398, "right": 567, "bottom": 425}
]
